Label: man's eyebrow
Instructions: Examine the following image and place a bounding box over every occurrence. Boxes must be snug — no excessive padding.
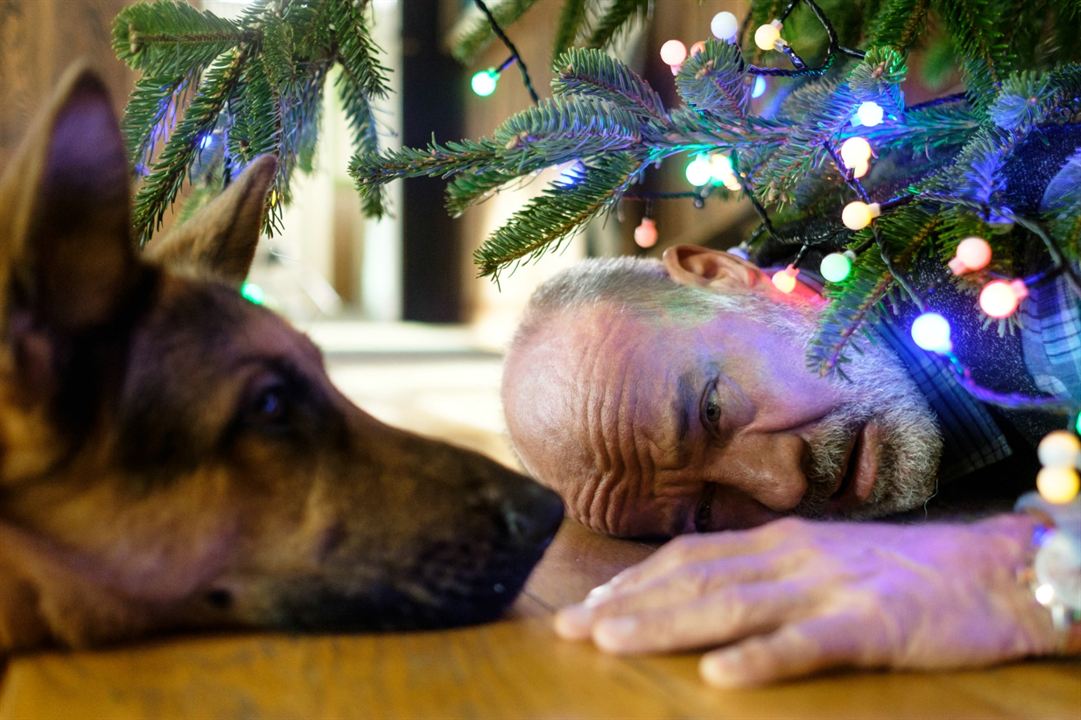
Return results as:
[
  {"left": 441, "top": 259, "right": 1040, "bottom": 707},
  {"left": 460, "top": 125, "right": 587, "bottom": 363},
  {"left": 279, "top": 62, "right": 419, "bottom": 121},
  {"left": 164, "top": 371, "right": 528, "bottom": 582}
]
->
[{"left": 675, "top": 371, "right": 695, "bottom": 444}]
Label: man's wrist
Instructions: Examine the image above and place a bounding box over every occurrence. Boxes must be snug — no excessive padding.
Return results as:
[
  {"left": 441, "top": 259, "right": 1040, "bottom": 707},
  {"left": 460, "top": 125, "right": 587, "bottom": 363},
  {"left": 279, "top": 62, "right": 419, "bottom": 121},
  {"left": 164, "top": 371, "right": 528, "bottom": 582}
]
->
[{"left": 1011, "top": 496, "right": 1081, "bottom": 656}]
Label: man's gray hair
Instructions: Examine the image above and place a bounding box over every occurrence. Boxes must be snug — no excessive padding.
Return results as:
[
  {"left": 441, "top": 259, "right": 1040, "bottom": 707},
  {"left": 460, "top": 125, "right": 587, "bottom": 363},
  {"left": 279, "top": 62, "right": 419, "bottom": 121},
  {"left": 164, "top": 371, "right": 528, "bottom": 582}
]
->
[{"left": 512, "top": 256, "right": 744, "bottom": 349}]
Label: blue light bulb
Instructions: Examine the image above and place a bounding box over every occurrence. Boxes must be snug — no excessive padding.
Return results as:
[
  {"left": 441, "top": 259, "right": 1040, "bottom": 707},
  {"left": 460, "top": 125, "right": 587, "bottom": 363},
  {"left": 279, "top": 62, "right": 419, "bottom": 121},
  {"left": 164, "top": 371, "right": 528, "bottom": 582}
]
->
[
  {"left": 911, "top": 312, "right": 952, "bottom": 354},
  {"left": 752, "top": 76, "right": 767, "bottom": 98}
]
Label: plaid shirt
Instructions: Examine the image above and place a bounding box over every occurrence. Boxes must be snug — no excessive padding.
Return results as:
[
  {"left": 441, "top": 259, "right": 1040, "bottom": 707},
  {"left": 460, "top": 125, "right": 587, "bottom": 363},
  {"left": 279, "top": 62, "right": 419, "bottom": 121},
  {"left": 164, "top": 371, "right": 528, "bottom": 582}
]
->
[{"left": 875, "top": 265, "right": 1080, "bottom": 483}]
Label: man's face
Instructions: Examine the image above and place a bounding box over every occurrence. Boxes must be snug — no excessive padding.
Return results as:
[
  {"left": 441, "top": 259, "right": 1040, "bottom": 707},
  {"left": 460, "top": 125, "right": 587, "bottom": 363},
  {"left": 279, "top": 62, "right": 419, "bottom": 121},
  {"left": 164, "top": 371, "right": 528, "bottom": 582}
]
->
[{"left": 503, "top": 259, "right": 941, "bottom": 538}]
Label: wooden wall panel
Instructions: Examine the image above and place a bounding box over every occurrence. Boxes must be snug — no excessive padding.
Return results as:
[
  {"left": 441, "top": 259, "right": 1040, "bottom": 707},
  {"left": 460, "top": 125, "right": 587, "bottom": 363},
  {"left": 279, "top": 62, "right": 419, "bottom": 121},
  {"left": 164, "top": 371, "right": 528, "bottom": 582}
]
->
[{"left": 0, "top": 0, "right": 133, "bottom": 166}]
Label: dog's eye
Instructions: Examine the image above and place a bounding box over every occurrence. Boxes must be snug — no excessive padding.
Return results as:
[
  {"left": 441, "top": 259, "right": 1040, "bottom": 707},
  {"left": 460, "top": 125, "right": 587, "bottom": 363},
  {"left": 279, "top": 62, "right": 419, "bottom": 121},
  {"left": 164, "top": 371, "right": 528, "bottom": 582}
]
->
[{"left": 252, "top": 385, "right": 288, "bottom": 425}]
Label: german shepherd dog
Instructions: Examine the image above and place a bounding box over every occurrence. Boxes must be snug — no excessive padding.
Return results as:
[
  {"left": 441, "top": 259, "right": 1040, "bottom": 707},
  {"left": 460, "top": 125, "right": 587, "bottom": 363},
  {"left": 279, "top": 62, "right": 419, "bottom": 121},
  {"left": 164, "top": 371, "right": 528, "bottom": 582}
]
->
[{"left": 0, "top": 67, "right": 563, "bottom": 655}]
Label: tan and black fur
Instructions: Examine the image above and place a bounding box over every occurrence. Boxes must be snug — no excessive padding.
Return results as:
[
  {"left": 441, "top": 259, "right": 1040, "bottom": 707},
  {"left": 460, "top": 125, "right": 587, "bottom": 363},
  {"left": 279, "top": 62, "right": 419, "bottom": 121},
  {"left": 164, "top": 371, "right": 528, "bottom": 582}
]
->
[{"left": 0, "top": 67, "right": 562, "bottom": 655}]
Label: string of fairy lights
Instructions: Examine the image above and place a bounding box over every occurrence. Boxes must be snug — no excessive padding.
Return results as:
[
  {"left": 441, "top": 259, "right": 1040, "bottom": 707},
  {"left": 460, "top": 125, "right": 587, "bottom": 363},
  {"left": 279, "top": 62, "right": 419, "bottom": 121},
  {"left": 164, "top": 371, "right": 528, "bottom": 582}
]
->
[{"left": 466, "top": 1, "right": 1081, "bottom": 505}]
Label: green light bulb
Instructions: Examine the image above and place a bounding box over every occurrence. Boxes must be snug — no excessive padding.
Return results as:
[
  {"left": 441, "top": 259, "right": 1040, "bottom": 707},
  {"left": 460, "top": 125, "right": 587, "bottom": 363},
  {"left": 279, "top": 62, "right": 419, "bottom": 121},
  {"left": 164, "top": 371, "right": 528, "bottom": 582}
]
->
[
  {"left": 820, "top": 252, "right": 853, "bottom": 283},
  {"left": 471, "top": 69, "right": 499, "bottom": 97},
  {"left": 241, "top": 282, "right": 266, "bottom": 305}
]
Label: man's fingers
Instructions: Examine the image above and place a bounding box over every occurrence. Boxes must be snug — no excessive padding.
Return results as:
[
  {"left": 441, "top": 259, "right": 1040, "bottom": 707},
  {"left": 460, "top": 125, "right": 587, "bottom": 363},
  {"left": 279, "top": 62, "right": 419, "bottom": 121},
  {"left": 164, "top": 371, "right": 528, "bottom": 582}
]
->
[
  {"left": 588, "top": 581, "right": 811, "bottom": 654},
  {"left": 599, "top": 523, "right": 797, "bottom": 594},
  {"left": 698, "top": 612, "right": 877, "bottom": 688},
  {"left": 555, "top": 554, "right": 791, "bottom": 640}
]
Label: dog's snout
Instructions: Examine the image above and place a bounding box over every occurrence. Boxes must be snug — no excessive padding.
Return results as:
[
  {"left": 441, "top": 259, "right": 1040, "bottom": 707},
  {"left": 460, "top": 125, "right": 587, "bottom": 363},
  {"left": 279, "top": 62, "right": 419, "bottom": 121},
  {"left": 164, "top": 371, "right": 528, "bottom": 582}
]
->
[{"left": 495, "top": 478, "right": 564, "bottom": 546}]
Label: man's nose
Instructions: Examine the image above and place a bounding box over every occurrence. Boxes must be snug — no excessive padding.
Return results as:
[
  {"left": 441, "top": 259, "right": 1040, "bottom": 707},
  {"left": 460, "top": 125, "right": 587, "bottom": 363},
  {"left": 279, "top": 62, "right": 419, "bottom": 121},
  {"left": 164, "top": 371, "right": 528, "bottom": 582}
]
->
[{"left": 711, "top": 432, "right": 810, "bottom": 513}]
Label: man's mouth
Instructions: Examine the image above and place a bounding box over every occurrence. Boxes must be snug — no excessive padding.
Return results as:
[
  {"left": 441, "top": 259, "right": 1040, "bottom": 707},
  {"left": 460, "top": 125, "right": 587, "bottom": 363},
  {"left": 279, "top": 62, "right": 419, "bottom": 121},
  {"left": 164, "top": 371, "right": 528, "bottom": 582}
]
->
[{"left": 829, "top": 421, "right": 880, "bottom": 511}]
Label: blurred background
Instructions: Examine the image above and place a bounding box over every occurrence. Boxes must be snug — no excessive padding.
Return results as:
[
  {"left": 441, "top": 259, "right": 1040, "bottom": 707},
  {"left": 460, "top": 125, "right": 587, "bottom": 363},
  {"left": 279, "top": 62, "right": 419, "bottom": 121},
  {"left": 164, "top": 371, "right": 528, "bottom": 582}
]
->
[
  {"left": 5, "top": 0, "right": 959, "bottom": 464},
  {"left": 0, "top": 0, "right": 767, "bottom": 465}
]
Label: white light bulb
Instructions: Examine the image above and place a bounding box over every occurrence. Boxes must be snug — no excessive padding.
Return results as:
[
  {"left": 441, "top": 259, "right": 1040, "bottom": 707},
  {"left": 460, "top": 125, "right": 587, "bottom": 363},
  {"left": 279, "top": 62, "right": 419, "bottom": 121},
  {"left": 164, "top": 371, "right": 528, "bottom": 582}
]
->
[
  {"left": 841, "top": 201, "right": 880, "bottom": 230},
  {"left": 855, "top": 101, "right": 884, "bottom": 127},
  {"left": 911, "top": 312, "right": 952, "bottom": 354},
  {"left": 754, "top": 20, "right": 782, "bottom": 51},
  {"left": 685, "top": 155, "right": 713, "bottom": 186},
  {"left": 660, "top": 39, "right": 688, "bottom": 66},
  {"left": 711, "top": 11, "right": 739, "bottom": 42},
  {"left": 1038, "top": 431, "right": 1081, "bottom": 469},
  {"left": 840, "top": 137, "right": 873, "bottom": 168}
]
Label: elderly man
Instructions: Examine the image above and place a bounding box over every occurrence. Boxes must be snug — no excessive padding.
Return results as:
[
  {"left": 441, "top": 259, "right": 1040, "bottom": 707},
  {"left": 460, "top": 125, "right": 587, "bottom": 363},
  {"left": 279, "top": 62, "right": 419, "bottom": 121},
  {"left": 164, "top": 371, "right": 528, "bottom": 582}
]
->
[{"left": 501, "top": 244, "right": 1080, "bottom": 686}]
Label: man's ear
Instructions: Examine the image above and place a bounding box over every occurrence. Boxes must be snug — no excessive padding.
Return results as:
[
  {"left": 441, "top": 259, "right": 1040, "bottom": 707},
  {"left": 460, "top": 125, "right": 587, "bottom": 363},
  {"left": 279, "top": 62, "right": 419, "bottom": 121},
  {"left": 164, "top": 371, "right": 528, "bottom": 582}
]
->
[
  {"left": 661, "top": 244, "right": 769, "bottom": 292},
  {"left": 0, "top": 64, "right": 137, "bottom": 332},
  {"left": 143, "top": 156, "right": 277, "bottom": 287}
]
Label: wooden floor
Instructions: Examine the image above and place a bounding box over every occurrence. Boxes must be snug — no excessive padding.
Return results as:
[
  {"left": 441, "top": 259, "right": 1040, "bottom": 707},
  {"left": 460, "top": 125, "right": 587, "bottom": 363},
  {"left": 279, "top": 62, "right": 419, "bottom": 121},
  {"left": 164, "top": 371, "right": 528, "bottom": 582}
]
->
[{"left": 1, "top": 322, "right": 1079, "bottom": 719}]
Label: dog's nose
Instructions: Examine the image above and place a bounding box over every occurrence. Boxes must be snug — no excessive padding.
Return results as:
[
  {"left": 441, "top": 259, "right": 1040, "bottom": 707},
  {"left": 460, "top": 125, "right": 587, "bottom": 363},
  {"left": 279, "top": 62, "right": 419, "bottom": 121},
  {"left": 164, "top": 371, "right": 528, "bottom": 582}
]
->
[{"left": 499, "top": 480, "right": 564, "bottom": 546}]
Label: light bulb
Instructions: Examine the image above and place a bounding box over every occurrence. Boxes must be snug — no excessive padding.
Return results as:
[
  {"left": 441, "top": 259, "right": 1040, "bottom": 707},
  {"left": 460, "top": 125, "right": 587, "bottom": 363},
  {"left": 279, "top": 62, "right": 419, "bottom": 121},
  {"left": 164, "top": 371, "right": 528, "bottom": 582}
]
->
[
  {"left": 754, "top": 20, "right": 782, "bottom": 51},
  {"left": 1037, "top": 466, "right": 1080, "bottom": 504},
  {"left": 911, "top": 312, "right": 952, "bottom": 354},
  {"left": 722, "top": 174, "right": 742, "bottom": 192},
  {"left": 840, "top": 137, "right": 872, "bottom": 168},
  {"left": 954, "top": 236, "right": 992, "bottom": 273},
  {"left": 854, "top": 101, "right": 884, "bottom": 127},
  {"left": 752, "top": 76, "right": 767, "bottom": 98},
  {"left": 711, "top": 11, "right": 739, "bottom": 41},
  {"left": 555, "top": 160, "right": 586, "bottom": 187},
  {"left": 470, "top": 69, "right": 499, "bottom": 97},
  {"left": 979, "top": 280, "right": 1020, "bottom": 318},
  {"left": 685, "top": 155, "right": 713, "bottom": 186},
  {"left": 690, "top": 40, "right": 706, "bottom": 56},
  {"left": 660, "top": 39, "right": 688, "bottom": 66},
  {"left": 241, "top": 282, "right": 266, "bottom": 306},
  {"left": 1035, "top": 582, "right": 1056, "bottom": 606},
  {"left": 850, "top": 159, "right": 870, "bottom": 179},
  {"left": 634, "top": 218, "right": 658, "bottom": 248},
  {"left": 709, "top": 153, "right": 734, "bottom": 183},
  {"left": 820, "top": 251, "right": 854, "bottom": 283},
  {"left": 1038, "top": 431, "right": 1081, "bottom": 469},
  {"left": 772, "top": 265, "right": 799, "bottom": 294},
  {"left": 841, "top": 201, "right": 880, "bottom": 230}
]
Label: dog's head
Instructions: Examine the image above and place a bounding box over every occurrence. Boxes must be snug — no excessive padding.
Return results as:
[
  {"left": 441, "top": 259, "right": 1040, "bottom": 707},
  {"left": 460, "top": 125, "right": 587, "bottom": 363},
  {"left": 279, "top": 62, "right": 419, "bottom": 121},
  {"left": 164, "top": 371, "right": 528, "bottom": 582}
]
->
[{"left": 0, "top": 67, "right": 563, "bottom": 653}]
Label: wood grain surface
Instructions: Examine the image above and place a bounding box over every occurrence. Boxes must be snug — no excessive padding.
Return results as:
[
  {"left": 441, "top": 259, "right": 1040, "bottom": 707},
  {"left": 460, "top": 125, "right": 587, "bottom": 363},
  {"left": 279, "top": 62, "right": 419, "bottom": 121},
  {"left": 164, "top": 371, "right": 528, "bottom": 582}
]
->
[{"left": 2, "top": 520, "right": 1079, "bottom": 720}]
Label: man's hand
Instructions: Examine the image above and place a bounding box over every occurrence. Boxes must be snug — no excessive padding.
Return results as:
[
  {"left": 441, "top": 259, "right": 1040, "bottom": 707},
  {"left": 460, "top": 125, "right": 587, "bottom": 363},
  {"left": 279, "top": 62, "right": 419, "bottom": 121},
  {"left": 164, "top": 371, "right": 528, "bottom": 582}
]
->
[{"left": 554, "top": 515, "right": 1059, "bottom": 687}]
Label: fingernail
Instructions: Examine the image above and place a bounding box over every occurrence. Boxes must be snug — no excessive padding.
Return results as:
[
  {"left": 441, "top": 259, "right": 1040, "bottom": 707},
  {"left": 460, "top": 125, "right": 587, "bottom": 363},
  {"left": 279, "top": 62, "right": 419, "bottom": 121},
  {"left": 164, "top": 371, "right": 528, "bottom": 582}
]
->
[
  {"left": 553, "top": 605, "right": 593, "bottom": 640},
  {"left": 594, "top": 617, "right": 637, "bottom": 651},
  {"left": 584, "top": 584, "right": 612, "bottom": 606},
  {"left": 700, "top": 652, "right": 743, "bottom": 689}
]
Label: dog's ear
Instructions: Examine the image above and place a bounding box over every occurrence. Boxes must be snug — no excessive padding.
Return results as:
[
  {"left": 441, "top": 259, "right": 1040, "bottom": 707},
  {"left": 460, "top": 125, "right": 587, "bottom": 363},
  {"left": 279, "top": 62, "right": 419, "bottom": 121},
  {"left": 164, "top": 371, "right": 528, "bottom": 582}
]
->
[
  {"left": 143, "top": 156, "right": 277, "bottom": 287},
  {"left": 0, "top": 64, "right": 138, "bottom": 332}
]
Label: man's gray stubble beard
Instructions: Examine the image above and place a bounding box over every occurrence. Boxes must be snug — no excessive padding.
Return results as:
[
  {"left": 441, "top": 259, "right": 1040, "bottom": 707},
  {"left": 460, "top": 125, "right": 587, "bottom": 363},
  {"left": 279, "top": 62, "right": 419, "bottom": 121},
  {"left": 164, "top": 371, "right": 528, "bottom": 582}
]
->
[{"left": 714, "top": 290, "right": 943, "bottom": 519}]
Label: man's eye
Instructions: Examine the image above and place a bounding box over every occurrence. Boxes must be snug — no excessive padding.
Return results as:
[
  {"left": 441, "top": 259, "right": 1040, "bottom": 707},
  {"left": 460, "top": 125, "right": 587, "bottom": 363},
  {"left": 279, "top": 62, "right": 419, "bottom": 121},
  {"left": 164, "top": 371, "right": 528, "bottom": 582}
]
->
[
  {"left": 705, "top": 398, "right": 721, "bottom": 423},
  {"left": 700, "top": 381, "right": 723, "bottom": 437}
]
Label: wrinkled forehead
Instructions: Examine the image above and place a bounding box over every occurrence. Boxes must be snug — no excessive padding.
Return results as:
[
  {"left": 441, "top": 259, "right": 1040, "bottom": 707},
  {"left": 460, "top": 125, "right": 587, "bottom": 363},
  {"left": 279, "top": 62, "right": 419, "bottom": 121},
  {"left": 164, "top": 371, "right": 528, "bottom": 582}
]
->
[{"left": 504, "top": 305, "right": 693, "bottom": 535}]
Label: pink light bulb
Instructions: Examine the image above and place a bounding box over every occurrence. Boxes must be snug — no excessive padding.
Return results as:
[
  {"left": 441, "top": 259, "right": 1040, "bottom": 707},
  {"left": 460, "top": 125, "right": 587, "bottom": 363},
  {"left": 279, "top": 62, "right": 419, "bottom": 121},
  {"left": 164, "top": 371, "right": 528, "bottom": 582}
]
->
[
  {"left": 956, "top": 237, "right": 991, "bottom": 272},
  {"left": 634, "top": 218, "right": 658, "bottom": 248},
  {"left": 979, "top": 280, "right": 1020, "bottom": 318}
]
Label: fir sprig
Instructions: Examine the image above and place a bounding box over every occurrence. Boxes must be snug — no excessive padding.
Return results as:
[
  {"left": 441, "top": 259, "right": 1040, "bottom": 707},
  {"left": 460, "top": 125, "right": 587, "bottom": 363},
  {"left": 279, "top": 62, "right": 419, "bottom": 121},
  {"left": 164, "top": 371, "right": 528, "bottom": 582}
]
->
[
  {"left": 552, "top": 47, "right": 668, "bottom": 123},
  {"left": 450, "top": 0, "right": 541, "bottom": 63},
  {"left": 132, "top": 49, "right": 246, "bottom": 244},
  {"left": 472, "top": 153, "right": 641, "bottom": 279},
  {"left": 114, "top": 0, "right": 394, "bottom": 241},
  {"left": 675, "top": 39, "right": 750, "bottom": 121}
]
